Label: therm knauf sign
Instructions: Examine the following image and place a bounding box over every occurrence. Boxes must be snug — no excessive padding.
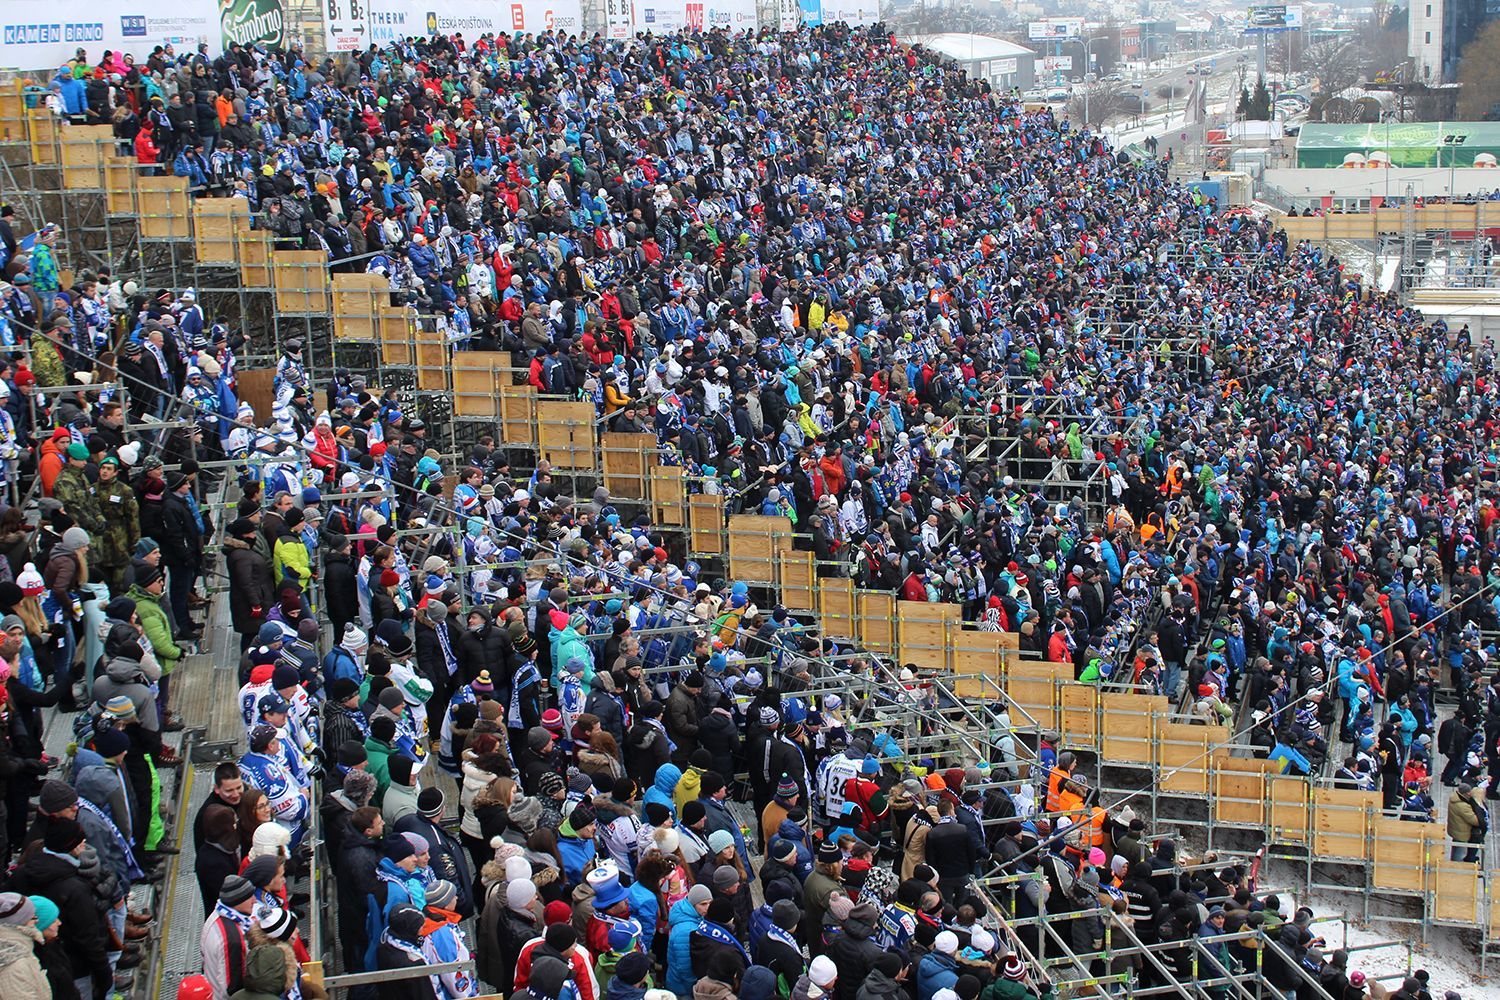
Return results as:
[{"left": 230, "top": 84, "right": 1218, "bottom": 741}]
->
[{"left": 220, "top": 0, "right": 285, "bottom": 48}]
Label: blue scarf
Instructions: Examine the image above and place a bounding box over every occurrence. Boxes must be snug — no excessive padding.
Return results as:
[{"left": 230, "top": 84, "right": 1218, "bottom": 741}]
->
[
  {"left": 79, "top": 796, "right": 144, "bottom": 881},
  {"left": 696, "top": 919, "right": 748, "bottom": 962}
]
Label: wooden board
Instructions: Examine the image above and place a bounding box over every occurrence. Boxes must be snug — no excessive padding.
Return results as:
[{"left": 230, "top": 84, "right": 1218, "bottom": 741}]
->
[
  {"left": 193, "top": 199, "right": 248, "bottom": 266},
  {"left": 778, "top": 549, "right": 815, "bottom": 610},
  {"left": 648, "top": 466, "right": 685, "bottom": 525},
  {"left": 498, "top": 384, "right": 536, "bottom": 445},
  {"left": 59, "top": 124, "right": 111, "bottom": 189},
  {"left": 726, "top": 515, "right": 791, "bottom": 582},
  {"left": 271, "top": 250, "right": 331, "bottom": 313},
  {"left": 414, "top": 327, "right": 449, "bottom": 392},
  {"left": 235, "top": 217, "right": 272, "bottom": 288},
  {"left": 1210, "top": 755, "right": 1274, "bottom": 827},
  {"left": 0, "top": 82, "right": 25, "bottom": 146},
  {"left": 1099, "top": 692, "right": 1164, "bottom": 764},
  {"left": 1311, "top": 788, "right": 1375, "bottom": 860},
  {"left": 601, "top": 433, "right": 656, "bottom": 499},
  {"left": 950, "top": 630, "right": 1005, "bottom": 683},
  {"left": 452, "top": 353, "right": 504, "bottom": 418},
  {"left": 1005, "top": 660, "right": 1065, "bottom": 733},
  {"left": 1371, "top": 817, "right": 1433, "bottom": 893},
  {"left": 1432, "top": 860, "right": 1481, "bottom": 923},
  {"left": 1268, "top": 775, "right": 1309, "bottom": 844},
  {"left": 856, "top": 591, "right": 896, "bottom": 655},
  {"left": 535, "top": 400, "right": 596, "bottom": 469},
  {"left": 816, "top": 577, "right": 855, "bottom": 636},
  {"left": 896, "top": 601, "right": 959, "bottom": 672},
  {"left": 687, "top": 494, "right": 724, "bottom": 554},
  {"left": 331, "top": 272, "right": 388, "bottom": 340},
  {"left": 1059, "top": 683, "right": 1099, "bottom": 749},
  {"left": 137, "top": 175, "right": 191, "bottom": 239},
  {"left": 1157, "top": 723, "right": 1224, "bottom": 795},
  {"left": 236, "top": 368, "right": 276, "bottom": 424},
  {"left": 104, "top": 156, "right": 138, "bottom": 215},
  {"left": 27, "top": 108, "right": 58, "bottom": 165}
]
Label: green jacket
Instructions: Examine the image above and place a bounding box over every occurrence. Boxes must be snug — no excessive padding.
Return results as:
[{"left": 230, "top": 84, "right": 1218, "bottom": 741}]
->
[
  {"left": 272, "top": 533, "right": 311, "bottom": 588},
  {"left": 981, "top": 977, "right": 1054, "bottom": 1000},
  {"left": 95, "top": 478, "right": 139, "bottom": 569},
  {"left": 364, "top": 735, "right": 395, "bottom": 803},
  {"left": 128, "top": 584, "right": 183, "bottom": 673},
  {"left": 52, "top": 465, "right": 104, "bottom": 535},
  {"left": 28, "top": 331, "right": 66, "bottom": 388}
]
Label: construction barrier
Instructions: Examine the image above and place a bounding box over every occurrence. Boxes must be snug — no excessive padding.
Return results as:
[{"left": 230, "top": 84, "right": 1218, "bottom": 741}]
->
[
  {"left": 58, "top": 125, "right": 112, "bottom": 190},
  {"left": 137, "top": 176, "right": 192, "bottom": 240},
  {"left": 193, "top": 198, "right": 250, "bottom": 267},
  {"left": 272, "top": 250, "right": 333, "bottom": 313}
]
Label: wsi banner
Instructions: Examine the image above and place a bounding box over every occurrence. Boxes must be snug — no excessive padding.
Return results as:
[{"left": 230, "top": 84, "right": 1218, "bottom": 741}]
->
[
  {"left": 818, "top": 0, "right": 877, "bottom": 25},
  {"left": 630, "top": 0, "right": 758, "bottom": 34},
  {"left": 1, "top": 0, "right": 216, "bottom": 72}
]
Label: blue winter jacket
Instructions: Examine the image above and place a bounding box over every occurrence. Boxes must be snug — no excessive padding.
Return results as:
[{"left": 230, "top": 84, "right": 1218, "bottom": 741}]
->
[
  {"left": 643, "top": 762, "right": 682, "bottom": 816},
  {"left": 665, "top": 897, "right": 702, "bottom": 996},
  {"left": 916, "top": 951, "right": 959, "bottom": 1000}
]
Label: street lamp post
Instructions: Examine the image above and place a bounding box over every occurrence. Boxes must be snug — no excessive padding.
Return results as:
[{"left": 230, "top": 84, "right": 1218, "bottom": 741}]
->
[{"left": 1081, "top": 35, "right": 1104, "bottom": 126}]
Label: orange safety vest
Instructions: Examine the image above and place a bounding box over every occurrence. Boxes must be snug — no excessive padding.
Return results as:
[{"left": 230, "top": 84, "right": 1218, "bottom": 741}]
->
[{"left": 1046, "top": 766, "right": 1070, "bottom": 813}]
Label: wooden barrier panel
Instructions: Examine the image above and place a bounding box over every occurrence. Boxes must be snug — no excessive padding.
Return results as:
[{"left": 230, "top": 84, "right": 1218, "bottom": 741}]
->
[
  {"left": 856, "top": 591, "right": 896, "bottom": 655},
  {"left": 1210, "top": 756, "right": 1275, "bottom": 827},
  {"left": 272, "top": 250, "right": 332, "bottom": 313},
  {"left": 1268, "top": 775, "right": 1309, "bottom": 843},
  {"left": 778, "top": 550, "right": 816, "bottom": 610},
  {"left": 648, "top": 466, "right": 685, "bottom": 525},
  {"left": 236, "top": 369, "right": 276, "bottom": 423},
  {"left": 331, "top": 273, "right": 389, "bottom": 340},
  {"left": 0, "top": 81, "right": 26, "bottom": 146},
  {"left": 687, "top": 494, "right": 724, "bottom": 554},
  {"left": 897, "top": 602, "right": 959, "bottom": 671},
  {"left": 499, "top": 384, "right": 536, "bottom": 445},
  {"left": 1099, "top": 693, "right": 1163, "bottom": 764},
  {"left": 452, "top": 353, "right": 505, "bottom": 417},
  {"left": 26, "top": 109, "right": 58, "bottom": 165},
  {"left": 600, "top": 433, "right": 656, "bottom": 499},
  {"left": 534, "top": 400, "right": 596, "bottom": 469},
  {"left": 1490, "top": 870, "right": 1500, "bottom": 939},
  {"left": 1432, "top": 860, "right": 1481, "bottom": 923},
  {"left": 193, "top": 198, "right": 248, "bottom": 266},
  {"left": 1158, "top": 723, "right": 1223, "bottom": 795},
  {"left": 414, "top": 327, "right": 449, "bottom": 392},
  {"left": 951, "top": 631, "right": 1004, "bottom": 683},
  {"left": 137, "top": 176, "right": 191, "bottom": 239},
  {"left": 59, "top": 125, "right": 111, "bottom": 189},
  {"left": 1311, "top": 788, "right": 1376, "bottom": 860},
  {"left": 103, "top": 157, "right": 138, "bottom": 215},
  {"left": 1372, "top": 817, "right": 1434, "bottom": 893},
  {"left": 817, "top": 577, "right": 856, "bottom": 636},
  {"left": 235, "top": 217, "right": 273, "bottom": 288},
  {"left": 1005, "top": 661, "right": 1065, "bottom": 732},
  {"left": 1059, "top": 683, "right": 1099, "bottom": 749},
  {"left": 726, "top": 515, "right": 791, "bottom": 583}
]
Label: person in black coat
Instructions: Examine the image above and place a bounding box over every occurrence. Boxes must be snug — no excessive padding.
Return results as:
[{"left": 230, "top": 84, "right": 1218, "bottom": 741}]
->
[
  {"left": 223, "top": 517, "right": 274, "bottom": 652},
  {"left": 697, "top": 691, "right": 741, "bottom": 781},
  {"left": 321, "top": 534, "right": 359, "bottom": 642},
  {"left": 5, "top": 819, "right": 112, "bottom": 999},
  {"left": 924, "top": 798, "right": 977, "bottom": 901},
  {"left": 374, "top": 905, "right": 432, "bottom": 999},
  {"left": 827, "top": 903, "right": 885, "bottom": 1000},
  {"left": 335, "top": 807, "right": 384, "bottom": 973},
  {"left": 195, "top": 804, "right": 242, "bottom": 917},
  {"left": 155, "top": 473, "right": 206, "bottom": 637},
  {"left": 585, "top": 672, "right": 625, "bottom": 748},
  {"left": 754, "top": 897, "right": 805, "bottom": 985},
  {"left": 394, "top": 789, "right": 474, "bottom": 919}
]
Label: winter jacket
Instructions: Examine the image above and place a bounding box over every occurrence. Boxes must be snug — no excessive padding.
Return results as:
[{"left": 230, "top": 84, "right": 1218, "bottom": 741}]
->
[
  {"left": 665, "top": 683, "right": 701, "bottom": 759},
  {"left": 0, "top": 923, "right": 48, "bottom": 999},
  {"left": 666, "top": 897, "right": 703, "bottom": 996},
  {"left": 828, "top": 906, "right": 885, "bottom": 1000},
  {"left": 225, "top": 536, "right": 275, "bottom": 635},
  {"left": 857, "top": 968, "right": 911, "bottom": 1000},
  {"left": 643, "top": 762, "right": 682, "bottom": 816},
  {"left": 586, "top": 673, "right": 626, "bottom": 747},
  {"left": 916, "top": 951, "right": 961, "bottom": 1000},
  {"left": 6, "top": 850, "right": 111, "bottom": 997},
  {"left": 91, "top": 652, "right": 162, "bottom": 732},
  {"left": 1448, "top": 792, "right": 1485, "bottom": 843},
  {"left": 699, "top": 708, "right": 741, "bottom": 780},
  {"left": 626, "top": 722, "right": 672, "bottom": 788},
  {"left": 129, "top": 583, "right": 183, "bottom": 674},
  {"left": 230, "top": 942, "right": 288, "bottom": 1000}
]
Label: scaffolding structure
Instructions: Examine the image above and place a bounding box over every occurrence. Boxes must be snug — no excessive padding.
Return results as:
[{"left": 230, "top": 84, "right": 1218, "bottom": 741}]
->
[{"left": 5, "top": 91, "right": 1498, "bottom": 996}]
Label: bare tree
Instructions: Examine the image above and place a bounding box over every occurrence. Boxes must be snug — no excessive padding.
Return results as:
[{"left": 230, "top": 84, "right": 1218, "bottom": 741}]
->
[
  {"left": 1301, "top": 38, "right": 1364, "bottom": 96},
  {"left": 1456, "top": 20, "right": 1500, "bottom": 119},
  {"left": 1067, "top": 81, "right": 1143, "bottom": 126}
]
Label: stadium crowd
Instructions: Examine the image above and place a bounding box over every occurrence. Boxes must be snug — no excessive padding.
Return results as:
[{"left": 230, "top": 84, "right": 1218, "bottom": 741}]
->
[{"left": 0, "top": 16, "right": 1484, "bottom": 1000}]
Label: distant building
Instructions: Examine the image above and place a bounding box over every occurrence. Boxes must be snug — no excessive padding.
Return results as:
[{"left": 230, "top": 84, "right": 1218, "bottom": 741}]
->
[
  {"left": 899, "top": 33, "right": 1038, "bottom": 91},
  {"left": 1409, "top": 0, "right": 1499, "bottom": 83}
]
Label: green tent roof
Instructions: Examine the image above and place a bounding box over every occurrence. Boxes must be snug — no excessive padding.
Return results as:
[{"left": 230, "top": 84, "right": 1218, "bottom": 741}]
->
[{"left": 1296, "top": 122, "right": 1500, "bottom": 167}]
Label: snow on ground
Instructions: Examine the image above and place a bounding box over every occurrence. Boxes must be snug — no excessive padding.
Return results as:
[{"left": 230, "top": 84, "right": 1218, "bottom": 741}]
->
[{"left": 1293, "top": 890, "right": 1498, "bottom": 999}]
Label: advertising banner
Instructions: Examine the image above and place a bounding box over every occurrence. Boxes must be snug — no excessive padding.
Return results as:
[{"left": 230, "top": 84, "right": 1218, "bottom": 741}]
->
[
  {"left": 1, "top": 0, "right": 216, "bottom": 72},
  {"left": 1040, "top": 54, "right": 1072, "bottom": 71},
  {"left": 1244, "top": 4, "right": 1302, "bottom": 32},
  {"left": 1027, "top": 17, "right": 1082, "bottom": 40},
  {"left": 778, "top": 0, "right": 800, "bottom": 29},
  {"left": 220, "top": 0, "right": 286, "bottom": 50},
  {"left": 798, "top": 0, "right": 822, "bottom": 27},
  {"left": 368, "top": 0, "right": 582, "bottom": 40},
  {"left": 819, "top": 0, "right": 877, "bottom": 25}
]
